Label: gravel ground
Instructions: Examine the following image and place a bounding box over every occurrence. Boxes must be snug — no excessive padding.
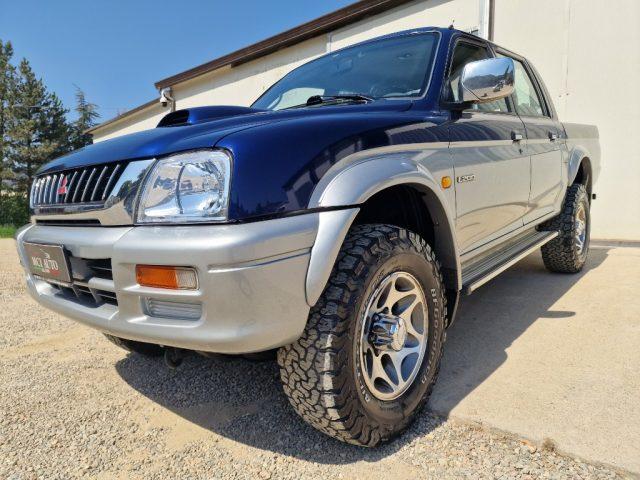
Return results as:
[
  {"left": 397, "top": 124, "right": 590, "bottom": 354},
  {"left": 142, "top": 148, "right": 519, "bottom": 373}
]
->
[{"left": 0, "top": 239, "right": 634, "bottom": 480}]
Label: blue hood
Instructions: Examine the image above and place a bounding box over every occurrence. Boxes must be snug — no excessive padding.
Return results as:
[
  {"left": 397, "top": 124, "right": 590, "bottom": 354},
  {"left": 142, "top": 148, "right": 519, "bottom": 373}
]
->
[
  {"left": 39, "top": 106, "right": 273, "bottom": 173},
  {"left": 39, "top": 101, "right": 449, "bottom": 221}
]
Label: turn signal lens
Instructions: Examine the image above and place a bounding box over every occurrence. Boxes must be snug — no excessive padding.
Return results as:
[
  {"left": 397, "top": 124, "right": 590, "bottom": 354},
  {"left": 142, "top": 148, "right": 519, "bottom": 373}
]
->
[
  {"left": 135, "top": 265, "right": 198, "bottom": 290},
  {"left": 441, "top": 176, "right": 452, "bottom": 189}
]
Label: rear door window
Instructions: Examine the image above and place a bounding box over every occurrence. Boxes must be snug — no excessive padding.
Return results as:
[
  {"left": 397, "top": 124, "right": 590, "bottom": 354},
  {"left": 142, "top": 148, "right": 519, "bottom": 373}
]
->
[
  {"left": 497, "top": 53, "right": 546, "bottom": 117},
  {"left": 513, "top": 60, "right": 545, "bottom": 116}
]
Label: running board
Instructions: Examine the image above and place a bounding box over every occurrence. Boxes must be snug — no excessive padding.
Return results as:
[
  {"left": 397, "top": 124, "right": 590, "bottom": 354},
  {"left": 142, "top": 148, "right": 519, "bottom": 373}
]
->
[{"left": 461, "top": 231, "right": 558, "bottom": 295}]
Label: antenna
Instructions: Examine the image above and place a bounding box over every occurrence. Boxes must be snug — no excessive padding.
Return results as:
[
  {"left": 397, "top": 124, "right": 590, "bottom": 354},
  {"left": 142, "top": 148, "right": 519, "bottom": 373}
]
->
[{"left": 449, "top": 20, "right": 455, "bottom": 29}]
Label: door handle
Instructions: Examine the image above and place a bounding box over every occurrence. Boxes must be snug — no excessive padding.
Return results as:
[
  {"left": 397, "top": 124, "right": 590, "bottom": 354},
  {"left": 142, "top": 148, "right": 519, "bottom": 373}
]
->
[
  {"left": 511, "top": 131, "right": 523, "bottom": 142},
  {"left": 548, "top": 131, "right": 558, "bottom": 141}
]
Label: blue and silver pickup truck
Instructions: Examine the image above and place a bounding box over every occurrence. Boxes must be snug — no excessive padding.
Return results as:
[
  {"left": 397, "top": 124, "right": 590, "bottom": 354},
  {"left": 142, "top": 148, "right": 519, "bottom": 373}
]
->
[{"left": 16, "top": 27, "right": 599, "bottom": 446}]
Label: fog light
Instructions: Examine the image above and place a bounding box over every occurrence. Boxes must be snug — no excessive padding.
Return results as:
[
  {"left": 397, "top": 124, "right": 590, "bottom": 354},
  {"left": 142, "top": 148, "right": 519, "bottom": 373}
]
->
[
  {"left": 135, "top": 265, "right": 198, "bottom": 290},
  {"left": 144, "top": 298, "right": 202, "bottom": 320}
]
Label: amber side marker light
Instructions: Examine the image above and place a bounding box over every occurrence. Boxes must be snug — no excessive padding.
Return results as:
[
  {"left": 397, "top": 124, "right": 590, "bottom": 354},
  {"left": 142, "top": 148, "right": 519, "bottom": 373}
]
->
[
  {"left": 441, "top": 176, "right": 452, "bottom": 189},
  {"left": 135, "top": 265, "right": 198, "bottom": 290}
]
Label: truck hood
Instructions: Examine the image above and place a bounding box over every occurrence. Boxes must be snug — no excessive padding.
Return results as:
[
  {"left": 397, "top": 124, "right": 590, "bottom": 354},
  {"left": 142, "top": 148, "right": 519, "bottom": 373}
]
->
[
  {"left": 38, "top": 101, "right": 449, "bottom": 221},
  {"left": 39, "top": 102, "right": 413, "bottom": 174}
]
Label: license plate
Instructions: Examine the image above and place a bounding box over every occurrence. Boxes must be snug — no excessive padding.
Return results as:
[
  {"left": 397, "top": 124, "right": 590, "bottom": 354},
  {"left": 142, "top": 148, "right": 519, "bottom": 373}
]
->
[{"left": 23, "top": 242, "right": 72, "bottom": 284}]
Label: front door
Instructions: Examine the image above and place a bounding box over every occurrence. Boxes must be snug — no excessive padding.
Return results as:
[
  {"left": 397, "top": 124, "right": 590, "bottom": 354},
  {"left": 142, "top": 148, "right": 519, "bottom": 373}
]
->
[{"left": 445, "top": 39, "right": 530, "bottom": 253}]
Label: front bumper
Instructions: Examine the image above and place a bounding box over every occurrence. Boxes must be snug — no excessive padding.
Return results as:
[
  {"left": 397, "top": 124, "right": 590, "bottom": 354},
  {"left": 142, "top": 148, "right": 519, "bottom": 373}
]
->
[{"left": 16, "top": 214, "right": 319, "bottom": 353}]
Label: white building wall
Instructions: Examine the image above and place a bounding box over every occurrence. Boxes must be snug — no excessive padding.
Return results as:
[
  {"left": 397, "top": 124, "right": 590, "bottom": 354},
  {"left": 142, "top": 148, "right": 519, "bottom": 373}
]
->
[
  {"left": 91, "top": 0, "right": 640, "bottom": 240},
  {"left": 329, "top": 0, "right": 480, "bottom": 49},
  {"left": 174, "top": 37, "right": 328, "bottom": 109},
  {"left": 91, "top": 103, "right": 166, "bottom": 142},
  {"left": 493, "top": 0, "right": 640, "bottom": 240}
]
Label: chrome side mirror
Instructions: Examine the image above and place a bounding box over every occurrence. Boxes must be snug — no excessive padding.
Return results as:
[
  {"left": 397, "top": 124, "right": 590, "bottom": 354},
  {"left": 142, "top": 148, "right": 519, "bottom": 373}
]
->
[{"left": 460, "top": 57, "right": 515, "bottom": 103}]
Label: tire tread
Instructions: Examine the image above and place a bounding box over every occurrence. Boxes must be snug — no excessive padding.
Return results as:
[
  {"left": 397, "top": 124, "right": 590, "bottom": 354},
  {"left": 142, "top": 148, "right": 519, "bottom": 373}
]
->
[
  {"left": 540, "top": 183, "right": 590, "bottom": 273},
  {"left": 278, "top": 224, "right": 446, "bottom": 446}
]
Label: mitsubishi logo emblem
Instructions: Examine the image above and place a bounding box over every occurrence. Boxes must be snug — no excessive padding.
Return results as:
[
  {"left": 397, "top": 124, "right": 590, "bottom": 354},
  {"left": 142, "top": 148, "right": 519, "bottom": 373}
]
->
[{"left": 57, "top": 175, "right": 68, "bottom": 195}]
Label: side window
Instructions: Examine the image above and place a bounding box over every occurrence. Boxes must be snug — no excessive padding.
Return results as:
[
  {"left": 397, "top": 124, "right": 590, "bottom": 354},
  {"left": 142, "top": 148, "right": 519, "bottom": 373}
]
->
[
  {"left": 511, "top": 59, "right": 545, "bottom": 116},
  {"left": 446, "top": 41, "right": 510, "bottom": 113}
]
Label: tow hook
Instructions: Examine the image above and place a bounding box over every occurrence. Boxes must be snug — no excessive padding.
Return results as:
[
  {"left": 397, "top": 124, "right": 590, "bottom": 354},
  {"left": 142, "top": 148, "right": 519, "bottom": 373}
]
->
[{"left": 164, "top": 347, "right": 183, "bottom": 369}]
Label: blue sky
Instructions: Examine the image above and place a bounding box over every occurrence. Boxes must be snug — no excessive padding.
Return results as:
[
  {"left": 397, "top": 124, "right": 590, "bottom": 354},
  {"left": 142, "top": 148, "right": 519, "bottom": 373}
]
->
[{"left": 0, "top": 0, "right": 353, "bottom": 121}]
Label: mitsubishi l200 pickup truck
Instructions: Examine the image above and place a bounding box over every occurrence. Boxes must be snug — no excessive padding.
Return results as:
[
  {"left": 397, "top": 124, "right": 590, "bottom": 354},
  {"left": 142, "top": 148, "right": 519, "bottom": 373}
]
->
[{"left": 16, "top": 27, "right": 600, "bottom": 446}]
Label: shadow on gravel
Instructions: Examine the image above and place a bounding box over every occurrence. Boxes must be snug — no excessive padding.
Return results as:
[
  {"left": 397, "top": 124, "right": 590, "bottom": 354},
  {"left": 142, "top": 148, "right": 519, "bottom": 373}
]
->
[
  {"left": 116, "top": 248, "right": 609, "bottom": 464},
  {"left": 115, "top": 350, "right": 435, "bottom": 463}
]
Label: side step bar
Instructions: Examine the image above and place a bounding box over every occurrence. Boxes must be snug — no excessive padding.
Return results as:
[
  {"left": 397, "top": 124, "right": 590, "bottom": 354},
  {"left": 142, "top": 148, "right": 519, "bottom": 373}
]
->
[{"left": 461, "top": 231, "right": 558, "bottom": 295}]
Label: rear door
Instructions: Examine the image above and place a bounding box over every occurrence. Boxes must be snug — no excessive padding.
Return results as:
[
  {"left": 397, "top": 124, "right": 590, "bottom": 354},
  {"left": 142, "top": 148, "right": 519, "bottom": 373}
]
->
[
  {"left": 497, "top": 50, "right": 564, "bottom": 223},
  {"left": 445, "top": 38, "right": 530, "bottom": 253}
]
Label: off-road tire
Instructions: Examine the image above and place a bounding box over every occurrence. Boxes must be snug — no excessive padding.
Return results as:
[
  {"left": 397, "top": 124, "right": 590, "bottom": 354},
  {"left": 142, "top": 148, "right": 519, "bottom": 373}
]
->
[
  {"left": 277, "top": 224, "right": 447, "bottom": 446},
  {"left": 103, "top": 334, "right": 164, "bottom": 357},
  {"left": 540, "top": 183, "right": 590, "bottom": 273}
]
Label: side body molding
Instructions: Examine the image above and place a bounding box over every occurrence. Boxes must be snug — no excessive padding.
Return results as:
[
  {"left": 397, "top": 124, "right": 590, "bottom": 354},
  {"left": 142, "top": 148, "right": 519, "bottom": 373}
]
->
[{"left": 305, "top": 147, "right": 461, "bottom": 306}]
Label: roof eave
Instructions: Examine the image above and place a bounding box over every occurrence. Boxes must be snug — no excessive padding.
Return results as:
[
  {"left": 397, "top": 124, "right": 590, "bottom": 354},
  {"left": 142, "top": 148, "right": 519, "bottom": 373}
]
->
[{"left": 86, "top": 98, "right": 160, "bottom": 135}]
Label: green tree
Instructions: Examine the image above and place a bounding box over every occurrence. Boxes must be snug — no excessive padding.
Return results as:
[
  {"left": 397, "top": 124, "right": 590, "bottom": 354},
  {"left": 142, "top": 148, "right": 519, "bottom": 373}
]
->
[
  {"left": 0, "top": 41, "right": 99, "bottom": 227},
  {"left": 0, "top": 39, "right": 17, "bottom": 198},
  {"left": 8, "top": 59, "right": 71, "bottom": 195},
  {"left": 70, "top": 86, "right": 99, "bottom": 149}
]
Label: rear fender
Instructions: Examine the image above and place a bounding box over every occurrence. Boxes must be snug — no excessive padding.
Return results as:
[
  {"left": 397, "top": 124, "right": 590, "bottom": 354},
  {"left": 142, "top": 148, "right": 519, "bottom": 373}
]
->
[
  {"left": 563, "top": 122, "right": 600, "bottom": 187},
  {"left": 567, "top": 145, "right": 591, "bottom": 186}
]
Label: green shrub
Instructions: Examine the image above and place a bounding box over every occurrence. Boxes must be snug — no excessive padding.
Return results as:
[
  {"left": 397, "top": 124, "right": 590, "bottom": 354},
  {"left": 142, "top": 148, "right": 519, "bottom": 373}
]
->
[
  {"left": 0, "top": 225, "right": 17, "bottom": 238},
  {"left": 0, "top": 193, "right": 30, "bottom": 227}
]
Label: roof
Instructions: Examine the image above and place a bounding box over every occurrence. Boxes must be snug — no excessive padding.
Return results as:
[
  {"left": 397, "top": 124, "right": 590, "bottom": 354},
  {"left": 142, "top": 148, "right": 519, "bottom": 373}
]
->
[{"left": 89, "top": 0, "right": 417, "bottom": 135}]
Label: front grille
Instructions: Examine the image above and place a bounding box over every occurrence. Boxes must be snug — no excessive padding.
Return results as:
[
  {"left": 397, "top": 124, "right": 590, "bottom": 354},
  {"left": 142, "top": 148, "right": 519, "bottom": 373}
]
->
[
  {"left": 35, "top": 219, "right": 101, "bottom": 226},
  {"left": 40, "top": 256, "right": 117, "bottom": 307},
  {"left": 51, "top": 283, "right": 118, "bottom": 307},
  {"left": 84, "top": 258, "right": 113, "bottom": 280},
  {"left": 31, "top": 162, "right": 128, "bottom": 207}
]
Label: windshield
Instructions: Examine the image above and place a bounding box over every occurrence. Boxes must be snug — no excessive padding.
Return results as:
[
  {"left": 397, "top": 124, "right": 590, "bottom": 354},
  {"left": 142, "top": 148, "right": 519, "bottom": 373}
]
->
[{"left": 252, "top": 33, "right": 439, "bottom": 111}]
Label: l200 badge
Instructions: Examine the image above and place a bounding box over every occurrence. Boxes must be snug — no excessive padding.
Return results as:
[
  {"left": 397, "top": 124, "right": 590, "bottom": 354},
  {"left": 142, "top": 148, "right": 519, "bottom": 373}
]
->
[{"left": 456, "top": 174, "right": 475, "bottom": 183}]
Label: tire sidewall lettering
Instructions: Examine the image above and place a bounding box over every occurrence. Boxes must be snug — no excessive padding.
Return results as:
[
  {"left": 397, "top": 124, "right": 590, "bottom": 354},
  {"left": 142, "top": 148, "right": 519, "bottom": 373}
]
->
[{"left": 351, "top": 249, "right": 445, "bottom": 423}]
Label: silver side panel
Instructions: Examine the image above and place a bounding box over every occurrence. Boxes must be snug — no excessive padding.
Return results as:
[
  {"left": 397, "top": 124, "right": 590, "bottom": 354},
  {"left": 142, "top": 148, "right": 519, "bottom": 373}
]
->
[
  {"left": 445, "top": 110, "right": 532, "bottom": 253},
  {"left": 308, "top": 143, "right": 461, "bottom": 291},
  {"left": 449, "top": 138, "right": 530, "bottom": 252},
  {"left": 459, "top": 208, "right": 558, "bottom": 264},
  {"left": 520, "top": 120, "right": 566, "bottom": 225}
]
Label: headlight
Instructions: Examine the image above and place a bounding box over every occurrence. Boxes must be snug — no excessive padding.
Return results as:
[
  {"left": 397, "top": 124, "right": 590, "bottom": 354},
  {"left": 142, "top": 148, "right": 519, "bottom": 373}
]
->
[{"left": 137, "top": 149, "right": 232, "bottom": 224}]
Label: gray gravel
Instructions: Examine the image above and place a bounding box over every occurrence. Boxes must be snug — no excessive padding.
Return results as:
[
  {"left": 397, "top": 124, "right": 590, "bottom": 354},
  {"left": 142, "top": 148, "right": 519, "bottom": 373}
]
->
[{"left": 0, "top": 239, "right": 633, "bottom": 480}]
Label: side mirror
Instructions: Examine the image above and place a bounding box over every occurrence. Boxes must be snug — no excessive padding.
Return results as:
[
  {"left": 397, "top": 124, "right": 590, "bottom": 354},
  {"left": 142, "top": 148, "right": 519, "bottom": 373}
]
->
[{"left": 460, "top": 57, "right": 515, "bottom": 103}]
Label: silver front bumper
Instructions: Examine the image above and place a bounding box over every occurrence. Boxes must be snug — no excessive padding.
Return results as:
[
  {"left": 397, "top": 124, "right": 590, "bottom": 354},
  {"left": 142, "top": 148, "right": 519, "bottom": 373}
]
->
[{"left": 16, "top": 214, "right": 319, "bottom": 353}]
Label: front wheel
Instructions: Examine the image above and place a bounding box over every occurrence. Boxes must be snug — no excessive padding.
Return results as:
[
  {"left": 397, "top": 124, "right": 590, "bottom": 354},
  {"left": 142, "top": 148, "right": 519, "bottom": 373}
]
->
[
  {"left": 278, "top": 224, "right": 446, "bottom": 446},
  {"left": 541, "top": 183, "right": 590, "bottom": 273}
]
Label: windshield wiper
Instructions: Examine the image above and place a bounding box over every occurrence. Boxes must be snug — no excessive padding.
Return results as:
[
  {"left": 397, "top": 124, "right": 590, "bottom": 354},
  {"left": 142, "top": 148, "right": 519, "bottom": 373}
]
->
[
  {"left": 282, "top": 94, "right": 374, "bottom": 110},
  {"left": 306, "top": 94, "right": 374, "bottom": 106}
]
